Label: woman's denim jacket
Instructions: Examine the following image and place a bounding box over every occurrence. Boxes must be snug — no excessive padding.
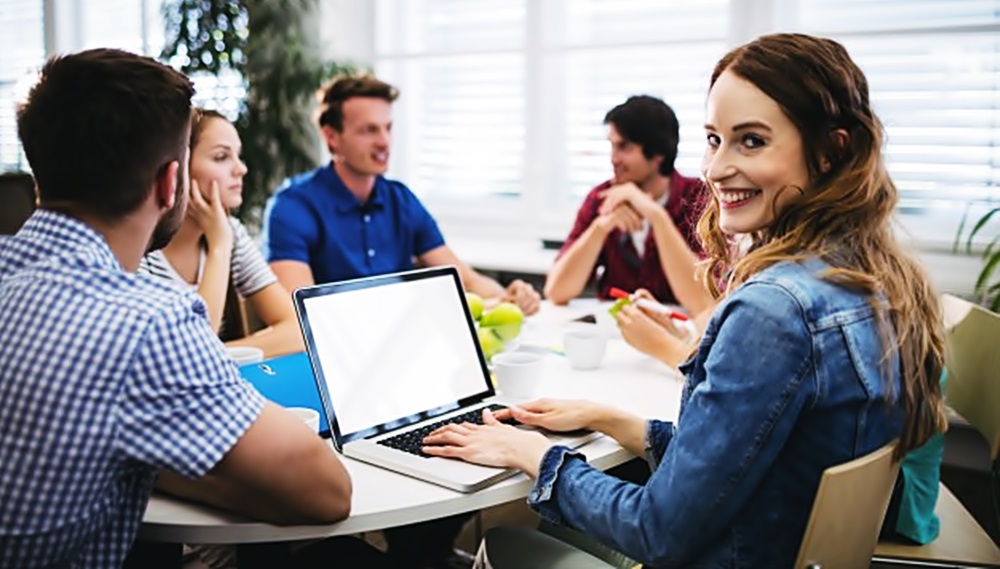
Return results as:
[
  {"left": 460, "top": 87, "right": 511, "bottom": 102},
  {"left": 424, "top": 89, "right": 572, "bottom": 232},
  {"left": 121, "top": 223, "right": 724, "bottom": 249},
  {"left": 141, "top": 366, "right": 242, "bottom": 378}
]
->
[{"left": 528, "top": 259, "right": 904, "bottom": 568}]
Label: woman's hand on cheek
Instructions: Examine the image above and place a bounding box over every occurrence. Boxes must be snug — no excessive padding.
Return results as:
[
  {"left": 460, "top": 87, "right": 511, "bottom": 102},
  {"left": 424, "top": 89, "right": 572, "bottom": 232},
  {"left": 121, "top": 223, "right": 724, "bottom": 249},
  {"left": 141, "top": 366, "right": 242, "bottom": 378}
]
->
[{"left": 188, "top": 179, "right": 233, "bottom": 253}]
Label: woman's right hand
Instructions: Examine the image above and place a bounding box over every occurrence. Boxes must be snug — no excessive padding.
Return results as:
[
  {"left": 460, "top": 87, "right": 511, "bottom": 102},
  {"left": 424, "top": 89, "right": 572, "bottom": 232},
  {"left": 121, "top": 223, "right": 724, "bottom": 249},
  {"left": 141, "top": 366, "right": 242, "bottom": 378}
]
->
[
  {"left": 496, "top": 399, "right": 604, "bottom": 432},
  {"left": 616, "top": 303, "right": 676, "bottom": 357},
  {"left": 188, "top": 179, "right": 233, "bottom": 254},
  {"left": 631, "top": 288, "right": 687, "bottom": 339},
  {"left": 496, "top": 399, "right": 648, "bottom": 457}
]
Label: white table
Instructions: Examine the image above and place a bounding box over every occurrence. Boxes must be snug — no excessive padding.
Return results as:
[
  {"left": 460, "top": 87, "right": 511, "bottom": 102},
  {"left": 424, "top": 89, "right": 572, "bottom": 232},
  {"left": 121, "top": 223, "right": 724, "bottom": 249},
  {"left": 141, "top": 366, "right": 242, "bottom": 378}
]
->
[
  {"left": 139, "top": 300, "right": 684, "bottom": 544},
  {"left": 447, "top": 236, "right": 557, "bottom": 276}
]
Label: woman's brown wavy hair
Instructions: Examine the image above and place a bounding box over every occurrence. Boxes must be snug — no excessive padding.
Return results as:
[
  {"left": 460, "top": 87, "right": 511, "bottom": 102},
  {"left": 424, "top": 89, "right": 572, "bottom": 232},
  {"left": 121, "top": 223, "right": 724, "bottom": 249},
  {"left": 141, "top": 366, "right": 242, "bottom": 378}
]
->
[{"left": 697, "top": 33, "right": 946, "bottom": 456}]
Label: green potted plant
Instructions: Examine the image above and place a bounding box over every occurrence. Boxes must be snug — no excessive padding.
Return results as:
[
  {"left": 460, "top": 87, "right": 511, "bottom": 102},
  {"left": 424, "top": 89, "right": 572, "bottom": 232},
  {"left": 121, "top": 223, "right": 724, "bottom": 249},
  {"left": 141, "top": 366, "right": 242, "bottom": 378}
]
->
[
  {"left": 956, "top": 206, "right": 1000, "bottom": 312},
  {"left": 160, "top": 0, "right": 355, "bottom": 227}
]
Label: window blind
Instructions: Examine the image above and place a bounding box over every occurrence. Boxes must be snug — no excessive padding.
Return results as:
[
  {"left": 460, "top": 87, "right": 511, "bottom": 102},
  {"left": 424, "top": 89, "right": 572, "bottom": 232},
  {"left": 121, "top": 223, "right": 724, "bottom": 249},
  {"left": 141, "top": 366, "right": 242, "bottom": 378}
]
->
[
  {"left": 376, "top": 0, "right": 526, "bottom": 200},
  {"left": 0, "top": 0, "right": 172, "bottom": 172},
  {"left": 798, "top": 0, "right": 1000, "bottom": 214},
  {"left": 559, "top": 42, "right": 726, "bottom": 199},
  {"left": 79, "top": 0, "right": 152, "bottom": 54},
  {"left": 552, "top": 0, "right": 728, "bottom": 200},
  {"left": 374, "top": 0, "right": 726, "bottom": 203},
  {"left": 798, "top": 0, "right": 1000, "bottom": 33},
  {"left": 0, "top": 0, "right": 44, "bottom": 172}
]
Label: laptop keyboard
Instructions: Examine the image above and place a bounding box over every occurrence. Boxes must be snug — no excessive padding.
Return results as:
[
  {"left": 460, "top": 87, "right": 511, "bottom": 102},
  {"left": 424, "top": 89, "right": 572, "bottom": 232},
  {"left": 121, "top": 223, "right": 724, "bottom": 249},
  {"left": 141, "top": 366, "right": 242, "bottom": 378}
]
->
[{"left": 377, "top": 404, "right": 516, "bottom": 458}]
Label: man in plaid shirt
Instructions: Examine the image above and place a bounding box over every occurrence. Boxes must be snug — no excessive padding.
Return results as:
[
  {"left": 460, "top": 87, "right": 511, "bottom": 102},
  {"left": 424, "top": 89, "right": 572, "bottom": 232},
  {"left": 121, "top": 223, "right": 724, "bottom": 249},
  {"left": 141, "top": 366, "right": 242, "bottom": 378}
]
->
[
  {"left": 0, "top": 49, "right": 360, "bottom": 568},
  {"left": 543, "top": 95, "right": 711, "bottom": 316}
]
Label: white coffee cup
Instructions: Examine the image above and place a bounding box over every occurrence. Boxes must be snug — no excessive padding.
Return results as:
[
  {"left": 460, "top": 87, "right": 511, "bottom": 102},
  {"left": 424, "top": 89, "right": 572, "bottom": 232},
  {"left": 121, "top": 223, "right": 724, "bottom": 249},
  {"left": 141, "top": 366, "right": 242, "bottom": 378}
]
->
[
  {"left": 288, "top": 407, "right": 321, "bottom": 434},
  {"left": 563, "top": 328, "right": 608, "bottom": 370},
  {"left": 225, "top": 346, "right": 264, "bottom": 366},
  {"left": 492, "top": 351, "right": 544, "bottom": 401}
]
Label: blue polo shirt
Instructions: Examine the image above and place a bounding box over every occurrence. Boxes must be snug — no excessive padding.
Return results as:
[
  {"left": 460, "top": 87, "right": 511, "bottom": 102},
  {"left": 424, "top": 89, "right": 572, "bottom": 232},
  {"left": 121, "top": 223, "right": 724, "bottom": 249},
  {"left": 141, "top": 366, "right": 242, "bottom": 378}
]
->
[{"left": 263, "top": 163, "right": 445, "bottom": 284}]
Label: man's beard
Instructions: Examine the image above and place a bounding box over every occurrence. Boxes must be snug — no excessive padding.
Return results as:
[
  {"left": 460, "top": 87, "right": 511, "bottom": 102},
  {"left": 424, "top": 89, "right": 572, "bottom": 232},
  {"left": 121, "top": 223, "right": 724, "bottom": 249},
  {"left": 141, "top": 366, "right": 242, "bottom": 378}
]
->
[{"left": 146, "top": 167, "right": 188, "bottom": 253}]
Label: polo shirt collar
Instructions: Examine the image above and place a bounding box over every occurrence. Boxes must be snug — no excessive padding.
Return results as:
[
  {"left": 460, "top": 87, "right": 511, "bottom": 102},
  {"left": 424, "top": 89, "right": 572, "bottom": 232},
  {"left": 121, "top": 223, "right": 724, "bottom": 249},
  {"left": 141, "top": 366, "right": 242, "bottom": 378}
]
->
[{"left": 323, "top": 162, "right": 388, "bottom": 213}]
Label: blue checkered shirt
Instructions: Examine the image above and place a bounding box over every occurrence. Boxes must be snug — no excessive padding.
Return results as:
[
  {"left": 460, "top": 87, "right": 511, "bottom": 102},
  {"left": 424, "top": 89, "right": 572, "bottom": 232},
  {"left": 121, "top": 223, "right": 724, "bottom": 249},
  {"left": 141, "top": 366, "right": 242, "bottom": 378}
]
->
[{"left": 0, "top": 210, "right": 266, "bottom": 568}]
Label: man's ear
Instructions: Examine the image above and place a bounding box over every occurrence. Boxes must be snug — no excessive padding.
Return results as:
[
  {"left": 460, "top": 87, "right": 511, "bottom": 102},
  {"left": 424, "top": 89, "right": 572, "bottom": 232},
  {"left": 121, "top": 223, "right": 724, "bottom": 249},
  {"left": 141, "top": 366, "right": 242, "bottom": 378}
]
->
[
  {"left": 155, "top": 160, "right": 181, "bottom": 211},
  {"left": 651, "top": 153, "right": 665, "bottom": 172},
  {"left": 321, "top": 125, "right": 339, "bottom": 156},
  {"left": 821, "top": 128, "right": 850, "bottom": 173}
]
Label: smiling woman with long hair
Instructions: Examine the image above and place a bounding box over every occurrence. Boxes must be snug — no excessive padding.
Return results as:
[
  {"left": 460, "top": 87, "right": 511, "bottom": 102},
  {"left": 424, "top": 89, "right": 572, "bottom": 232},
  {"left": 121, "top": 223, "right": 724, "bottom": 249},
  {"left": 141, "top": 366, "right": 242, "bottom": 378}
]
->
[
  {"left": 419, "top": 33, "right": 947, "bottom": 568},
  {"left": 696, "top": 35, "right": 946, "bottom": 458}
]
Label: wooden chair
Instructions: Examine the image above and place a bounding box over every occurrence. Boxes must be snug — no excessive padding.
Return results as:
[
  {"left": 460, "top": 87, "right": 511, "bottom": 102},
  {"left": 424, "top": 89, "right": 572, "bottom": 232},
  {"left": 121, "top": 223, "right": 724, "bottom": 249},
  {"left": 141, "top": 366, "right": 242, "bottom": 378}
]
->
[
  {"left": 795, "top": 441, "right": 900, "bottom": 569},
  {"left": 535, "top": 444, "right": 900, "bottom": 569},
  {"left": 873, "top": 484, "right": 1000, "bottom": 567},
  {"left": 943, "top": 292, "right": 1000, "bottom": 537},
  {"left": 0, "top": 171, "right": 36, "bottom": 234},
  {"left": 940, "top": 293, "right": 1000, "bottom": 467},
  {"left": 873, "top": 293, "right": 1000, "bottom": 567}
]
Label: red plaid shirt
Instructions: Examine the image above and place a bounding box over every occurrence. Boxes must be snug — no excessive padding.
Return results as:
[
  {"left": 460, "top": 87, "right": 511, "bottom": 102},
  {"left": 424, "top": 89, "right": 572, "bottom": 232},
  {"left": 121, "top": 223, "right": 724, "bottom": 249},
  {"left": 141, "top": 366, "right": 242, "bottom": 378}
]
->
[{"left": 558, "top": 171, "right": 707, "bottom": 304}]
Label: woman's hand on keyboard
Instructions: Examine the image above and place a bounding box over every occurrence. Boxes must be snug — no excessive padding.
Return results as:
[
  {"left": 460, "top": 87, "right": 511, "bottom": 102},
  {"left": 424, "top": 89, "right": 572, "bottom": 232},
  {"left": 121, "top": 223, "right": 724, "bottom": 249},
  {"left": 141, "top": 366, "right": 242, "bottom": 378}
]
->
[
  {"left": 504, "top": 399, "right": 603, "bottom": 433},
  {"left": 421, "top": 408, "right": 553, "bottom": 477}
]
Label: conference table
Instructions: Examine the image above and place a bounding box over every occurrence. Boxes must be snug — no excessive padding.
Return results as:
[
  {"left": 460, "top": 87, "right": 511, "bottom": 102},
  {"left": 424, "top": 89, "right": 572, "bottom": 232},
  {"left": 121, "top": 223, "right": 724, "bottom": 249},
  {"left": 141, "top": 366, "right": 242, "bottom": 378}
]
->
[{"left": 138, "top": 300, "right": 684, "bottom": 551}]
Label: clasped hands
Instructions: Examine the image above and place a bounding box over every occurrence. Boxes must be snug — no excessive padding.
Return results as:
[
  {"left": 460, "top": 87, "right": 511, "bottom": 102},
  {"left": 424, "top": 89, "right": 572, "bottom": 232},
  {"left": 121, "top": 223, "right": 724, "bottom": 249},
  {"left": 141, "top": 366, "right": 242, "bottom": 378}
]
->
[
  {"left": 595, "top": 182, "right": 666, "bottom": 234},
  {"left": 421, "top": 399, "right": 597, "bottom": 477}
]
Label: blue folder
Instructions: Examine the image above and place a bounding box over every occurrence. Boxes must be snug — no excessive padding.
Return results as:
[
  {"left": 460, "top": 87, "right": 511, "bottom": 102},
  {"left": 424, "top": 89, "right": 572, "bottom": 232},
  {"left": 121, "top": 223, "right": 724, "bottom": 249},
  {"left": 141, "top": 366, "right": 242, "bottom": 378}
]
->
[{"left": 238, "top": 352, "right": 329, "bottom": 437}]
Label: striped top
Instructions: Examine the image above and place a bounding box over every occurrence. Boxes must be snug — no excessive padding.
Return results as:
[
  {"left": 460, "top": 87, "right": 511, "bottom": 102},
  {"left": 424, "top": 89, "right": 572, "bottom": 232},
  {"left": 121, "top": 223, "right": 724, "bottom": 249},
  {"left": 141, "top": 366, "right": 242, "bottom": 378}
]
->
[{"left": 140, "top": 216, "right": 276, "bottom": 298}]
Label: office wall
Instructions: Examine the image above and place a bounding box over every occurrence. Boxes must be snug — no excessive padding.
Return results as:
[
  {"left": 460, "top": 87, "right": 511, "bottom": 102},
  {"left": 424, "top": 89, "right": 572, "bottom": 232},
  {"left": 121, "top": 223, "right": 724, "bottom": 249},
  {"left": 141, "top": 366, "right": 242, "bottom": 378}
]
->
[{"left": 317, "top": 0, "right": 375, "bottom": 67}]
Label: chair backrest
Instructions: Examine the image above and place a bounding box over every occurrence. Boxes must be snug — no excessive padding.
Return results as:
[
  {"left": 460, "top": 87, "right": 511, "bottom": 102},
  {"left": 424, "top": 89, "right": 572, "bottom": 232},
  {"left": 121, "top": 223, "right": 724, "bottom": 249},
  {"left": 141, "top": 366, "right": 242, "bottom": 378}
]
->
[
  {"left": 941, "top": 293, "right": 1000, "bottom": 460},
  {"left": 218, "top": 276, "right": 248, "bottom": 342},
  {"left": 0, "top": 172, "right": 37, "bottom": 234},
  {"left": 795, "top": 441, "right": 900, "bottom": 569}
]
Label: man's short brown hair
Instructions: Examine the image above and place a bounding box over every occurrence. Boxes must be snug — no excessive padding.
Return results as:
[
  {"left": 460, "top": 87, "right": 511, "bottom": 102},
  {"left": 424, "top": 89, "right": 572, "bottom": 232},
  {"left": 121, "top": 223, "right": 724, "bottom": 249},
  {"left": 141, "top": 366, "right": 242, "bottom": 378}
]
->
[
  {"left": 316, "top": 74, "right": 398, "bottom": 132},
  {"left": 17, "top": 48, "right": 194, "bottom": 218}
]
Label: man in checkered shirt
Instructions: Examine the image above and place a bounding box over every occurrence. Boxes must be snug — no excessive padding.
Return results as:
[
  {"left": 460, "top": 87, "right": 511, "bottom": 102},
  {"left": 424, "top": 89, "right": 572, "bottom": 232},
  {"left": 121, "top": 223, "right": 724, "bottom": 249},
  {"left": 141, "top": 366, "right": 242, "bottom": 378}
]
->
[{"left": 0, "top": 49, "right": 359, "bottom": 568}]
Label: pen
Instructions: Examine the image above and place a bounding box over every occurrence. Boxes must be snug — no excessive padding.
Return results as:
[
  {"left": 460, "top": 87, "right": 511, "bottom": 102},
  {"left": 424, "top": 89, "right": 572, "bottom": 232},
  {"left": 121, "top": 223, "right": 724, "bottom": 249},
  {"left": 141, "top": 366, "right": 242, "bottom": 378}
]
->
[{"left": 608, "top": 287, "right": 690, "bottom": 322}]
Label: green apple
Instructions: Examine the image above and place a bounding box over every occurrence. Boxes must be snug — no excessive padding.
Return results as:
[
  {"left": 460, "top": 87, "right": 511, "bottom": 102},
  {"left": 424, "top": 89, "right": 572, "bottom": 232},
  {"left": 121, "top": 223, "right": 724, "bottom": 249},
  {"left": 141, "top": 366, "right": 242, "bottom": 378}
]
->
[
  {"left": 480, "top": 302, "right": 524, "bottom": 341},
  {"left": 477, "top": 327, "right": 505, "bottom": 361},
  {"left": 465, "top": 292, "right": 484, "bottom": 321}
]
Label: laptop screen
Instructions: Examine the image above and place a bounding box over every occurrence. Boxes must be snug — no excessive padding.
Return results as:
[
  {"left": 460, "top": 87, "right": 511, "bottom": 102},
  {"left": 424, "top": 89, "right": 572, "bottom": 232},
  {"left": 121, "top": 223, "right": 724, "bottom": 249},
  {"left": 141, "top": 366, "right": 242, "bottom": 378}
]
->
[{"left": 295, "top": 267, "right": 494, "bottom": 445}]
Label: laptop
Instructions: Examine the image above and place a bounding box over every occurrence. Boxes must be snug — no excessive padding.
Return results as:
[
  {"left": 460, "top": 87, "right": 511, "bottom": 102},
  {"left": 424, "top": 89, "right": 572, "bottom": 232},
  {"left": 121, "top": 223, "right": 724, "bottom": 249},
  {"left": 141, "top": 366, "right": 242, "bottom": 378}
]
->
[{"left": 292, "top": 266, "right": 598, "bottom": 493}]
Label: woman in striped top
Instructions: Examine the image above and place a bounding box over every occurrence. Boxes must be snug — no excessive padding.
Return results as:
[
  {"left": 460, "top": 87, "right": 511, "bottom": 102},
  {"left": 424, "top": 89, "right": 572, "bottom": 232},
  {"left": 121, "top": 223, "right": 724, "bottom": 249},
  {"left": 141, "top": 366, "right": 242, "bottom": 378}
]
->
[{"left": 142, "top": 108, "right": 303, "bottom": 357}]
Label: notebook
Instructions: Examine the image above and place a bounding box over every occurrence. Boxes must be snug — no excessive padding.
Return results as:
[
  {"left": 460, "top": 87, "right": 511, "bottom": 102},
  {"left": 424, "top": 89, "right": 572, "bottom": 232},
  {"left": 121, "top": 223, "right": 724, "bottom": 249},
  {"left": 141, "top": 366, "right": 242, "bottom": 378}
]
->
[
  {"left": 238, "top": 352, "right": 329, "bottom": 437},
  {"left": 292, "top": 265, "right": 598, "bottom": 493}
]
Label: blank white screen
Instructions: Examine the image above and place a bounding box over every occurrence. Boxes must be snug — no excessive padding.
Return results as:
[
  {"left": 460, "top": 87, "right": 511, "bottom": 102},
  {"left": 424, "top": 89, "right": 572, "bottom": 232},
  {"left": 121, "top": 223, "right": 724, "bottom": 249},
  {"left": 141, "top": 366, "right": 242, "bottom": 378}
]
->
[{"left": 302, "top": 274, "right": 487, "bottom": 437}]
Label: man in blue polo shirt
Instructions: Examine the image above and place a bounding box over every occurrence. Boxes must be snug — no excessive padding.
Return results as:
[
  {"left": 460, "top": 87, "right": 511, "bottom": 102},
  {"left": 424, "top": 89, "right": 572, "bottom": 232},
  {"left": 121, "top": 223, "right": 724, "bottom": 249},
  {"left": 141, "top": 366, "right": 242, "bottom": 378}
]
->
[
  {"left": 263, "top": 74, "right": 540, "bottom": 318},
  {"left": 265, "top": 73, "right": 536, "bottom": 568}
]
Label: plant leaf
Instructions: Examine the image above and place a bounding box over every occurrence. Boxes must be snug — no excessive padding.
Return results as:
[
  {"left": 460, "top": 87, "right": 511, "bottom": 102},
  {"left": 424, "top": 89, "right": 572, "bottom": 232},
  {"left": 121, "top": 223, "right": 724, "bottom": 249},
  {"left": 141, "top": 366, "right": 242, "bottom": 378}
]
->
[
  {"left": 965, "top": 206, "right": 1000, "bottom": 254},
  {"left": 974, "top": 249, "right": 1000, "bottom": 295},
  {"left": 953, "top": 205, "right": 971, "bottom": 253},
  {"left": 984, "top": 281, "right": 1000, "bottom": 312},
  {"left": 984, "top": 234, "right": 1000, "bottom": 262}
]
